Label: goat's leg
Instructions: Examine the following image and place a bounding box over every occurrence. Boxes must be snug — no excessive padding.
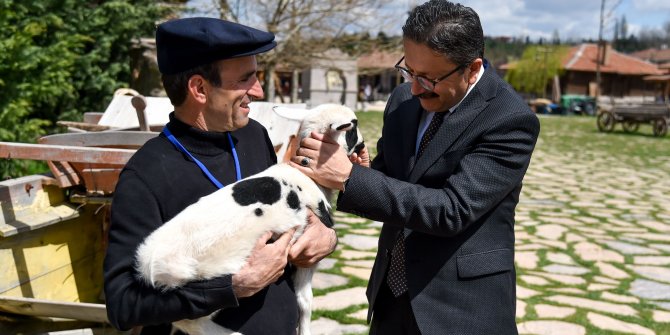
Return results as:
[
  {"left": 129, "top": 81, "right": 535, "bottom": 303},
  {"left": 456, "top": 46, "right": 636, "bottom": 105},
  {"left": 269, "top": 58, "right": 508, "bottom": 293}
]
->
[
  {"left": 294, "top": 267, "right": 315, "bottom": 335},
  {"left": 174, "top": 315, "right": 242, "bottom": 335}
]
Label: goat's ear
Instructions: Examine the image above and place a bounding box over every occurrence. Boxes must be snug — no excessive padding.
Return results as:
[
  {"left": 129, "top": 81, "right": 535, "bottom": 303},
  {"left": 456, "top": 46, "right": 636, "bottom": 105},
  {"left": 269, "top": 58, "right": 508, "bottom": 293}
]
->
[
  {"left": 333, "top": 122, "right": 353, "bottom": 131},
  {"left": 316, "top": 200, "right": 334, "bottom": 228}
]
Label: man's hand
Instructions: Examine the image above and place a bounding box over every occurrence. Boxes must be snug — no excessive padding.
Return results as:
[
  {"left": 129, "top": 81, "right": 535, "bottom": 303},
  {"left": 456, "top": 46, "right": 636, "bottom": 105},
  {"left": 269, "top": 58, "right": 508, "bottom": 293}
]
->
[
  {"left": 290, "top": 132, "right": 356, "bottom": 191},
  {"left": 289, "top": 211, "right": 337, "bottom": 268},
  {"left": 232, "top": 228, "right": 296, "bottom": 298},
  {"left": 349, "top": 145, "right": 371, "bottom": 168}
]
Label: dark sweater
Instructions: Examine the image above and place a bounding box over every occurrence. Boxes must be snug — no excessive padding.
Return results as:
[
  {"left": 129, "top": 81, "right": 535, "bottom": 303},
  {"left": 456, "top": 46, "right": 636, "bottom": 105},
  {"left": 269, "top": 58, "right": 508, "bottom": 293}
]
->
[{"left": 103, "top": 114, "right": 298, "bottom": 334}]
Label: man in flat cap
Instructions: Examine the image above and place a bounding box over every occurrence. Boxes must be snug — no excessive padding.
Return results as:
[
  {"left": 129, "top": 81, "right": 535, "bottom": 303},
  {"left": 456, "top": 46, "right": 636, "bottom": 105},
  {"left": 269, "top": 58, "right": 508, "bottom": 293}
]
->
[{"left": 103, "top": 17, "right": 337, "bottom": 334}]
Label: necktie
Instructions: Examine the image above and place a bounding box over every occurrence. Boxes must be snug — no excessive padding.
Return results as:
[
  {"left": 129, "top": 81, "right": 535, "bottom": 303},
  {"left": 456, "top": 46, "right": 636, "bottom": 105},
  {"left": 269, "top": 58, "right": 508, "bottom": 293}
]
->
[
  {"left": 417, "top": 111, "right": 447, "bottom": 158},
  {"left": 387, "top": 111, "right": 446, "bottom": 297}
]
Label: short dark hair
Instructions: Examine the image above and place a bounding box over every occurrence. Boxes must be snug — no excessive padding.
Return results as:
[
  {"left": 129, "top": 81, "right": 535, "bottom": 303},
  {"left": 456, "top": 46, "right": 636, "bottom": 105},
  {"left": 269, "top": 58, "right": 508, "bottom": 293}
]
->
[
  {"left": 402, "top": 0, "right": 484, "bottom": 67},
  {"left": 161, "top": 62, "right": 222, "bottom": 107}
]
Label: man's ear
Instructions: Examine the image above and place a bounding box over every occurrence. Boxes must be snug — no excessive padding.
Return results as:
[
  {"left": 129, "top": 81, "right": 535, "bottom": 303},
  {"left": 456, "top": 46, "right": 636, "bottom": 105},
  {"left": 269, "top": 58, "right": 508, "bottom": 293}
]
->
[
  {"left": 187, "top": 75, "right": 207, "bottom": 104},
  {"left": 467, "top": 58, "right": 483, "bottom": 85}
]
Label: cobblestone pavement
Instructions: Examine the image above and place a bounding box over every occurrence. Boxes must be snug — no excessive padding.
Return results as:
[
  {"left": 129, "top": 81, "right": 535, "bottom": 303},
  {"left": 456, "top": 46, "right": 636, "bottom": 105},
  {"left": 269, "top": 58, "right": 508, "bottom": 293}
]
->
[{"left": 310, "top": 115, "right": 670, "bottom": 335}]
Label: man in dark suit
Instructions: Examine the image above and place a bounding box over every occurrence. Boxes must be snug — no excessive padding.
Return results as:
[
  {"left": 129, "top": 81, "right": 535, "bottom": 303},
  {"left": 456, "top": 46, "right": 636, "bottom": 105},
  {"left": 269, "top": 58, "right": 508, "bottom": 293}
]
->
[{"left": 291, "top": 1, "right": 540, "bottom": 334}]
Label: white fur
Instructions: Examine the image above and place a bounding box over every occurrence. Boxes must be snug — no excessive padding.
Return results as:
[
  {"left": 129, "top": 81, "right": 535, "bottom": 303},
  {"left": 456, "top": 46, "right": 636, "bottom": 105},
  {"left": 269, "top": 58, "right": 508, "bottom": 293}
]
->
[
  {"left": 297, "top": 104, "right": 363, "bottom": 200},
  {"left": 136, "top": 164, "right": 327, "bottom": 335},
  {"left": 135, "top": 104, "right": 364, "bottom": 335},
  {"left": 298, "top": 104, "right": 362, "bottom": 156}
]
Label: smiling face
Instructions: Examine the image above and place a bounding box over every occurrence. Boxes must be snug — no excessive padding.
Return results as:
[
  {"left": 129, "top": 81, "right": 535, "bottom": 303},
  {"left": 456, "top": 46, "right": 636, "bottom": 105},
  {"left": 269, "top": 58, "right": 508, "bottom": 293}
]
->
[
  {"left": 402, "top": 38, "right": 481, "bottom": 113},
  {"left": 200, "top": 56, "right": 263, "bottom": 132}
]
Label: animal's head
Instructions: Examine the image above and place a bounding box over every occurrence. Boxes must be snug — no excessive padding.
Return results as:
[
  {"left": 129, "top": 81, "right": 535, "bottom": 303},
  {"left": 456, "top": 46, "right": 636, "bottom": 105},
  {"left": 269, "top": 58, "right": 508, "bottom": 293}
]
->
[
  {"left": 230, "top": 164, "right": 333, "bottom": 227},
  {"left": 299, "top": 104, "right": 364, "bottom": 156}
]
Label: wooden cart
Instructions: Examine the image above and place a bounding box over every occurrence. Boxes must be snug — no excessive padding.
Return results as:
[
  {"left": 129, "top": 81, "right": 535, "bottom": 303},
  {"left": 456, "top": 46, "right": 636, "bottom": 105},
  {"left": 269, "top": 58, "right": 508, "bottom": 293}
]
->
[
  {"left": 597, "top": 103, "right": 670, "bottom": 137},
  {"left": 0, "top": 96, "right": 152, "bottom": 334}
]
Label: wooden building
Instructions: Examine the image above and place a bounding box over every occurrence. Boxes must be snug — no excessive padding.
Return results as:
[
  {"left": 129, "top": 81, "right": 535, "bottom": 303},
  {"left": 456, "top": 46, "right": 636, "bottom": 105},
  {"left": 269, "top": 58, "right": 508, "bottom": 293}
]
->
[{"left": 561, "top": 43, "right": 663, "bottom": 97}]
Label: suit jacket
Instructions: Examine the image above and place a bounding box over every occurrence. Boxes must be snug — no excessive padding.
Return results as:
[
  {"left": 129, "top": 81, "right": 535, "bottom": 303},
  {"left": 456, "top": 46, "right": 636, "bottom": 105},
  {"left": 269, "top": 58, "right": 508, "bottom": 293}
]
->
[{"left": 337, "top": 67, "right": 540, "bottom": 335}]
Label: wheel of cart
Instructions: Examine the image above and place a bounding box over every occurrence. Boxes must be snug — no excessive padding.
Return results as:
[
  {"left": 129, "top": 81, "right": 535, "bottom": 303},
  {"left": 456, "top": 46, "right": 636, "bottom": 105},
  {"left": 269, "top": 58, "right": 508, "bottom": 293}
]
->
[
  {"left": 597, "top": 111, "right": 615, "bottom": 132},
  {"left": 653, "top": 118, "right": 668, "bottom": 137},
  {"left": 622, "top": 120, "right": 639, "bottom": 133}
]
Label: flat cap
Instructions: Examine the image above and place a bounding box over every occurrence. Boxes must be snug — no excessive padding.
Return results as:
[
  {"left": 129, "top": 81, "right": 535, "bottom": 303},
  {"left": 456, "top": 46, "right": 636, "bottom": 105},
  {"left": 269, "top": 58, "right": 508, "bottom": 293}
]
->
[{"left": 156, "top": 17, "right": 276, "bottom": 75}]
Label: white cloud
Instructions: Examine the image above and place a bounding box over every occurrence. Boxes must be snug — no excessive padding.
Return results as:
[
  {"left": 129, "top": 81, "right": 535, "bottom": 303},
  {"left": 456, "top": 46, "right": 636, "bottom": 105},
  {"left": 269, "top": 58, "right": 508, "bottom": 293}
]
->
[
  {"left": 633, "top": 0, "right": 670, "bottom": 11},
  {"left": 383, "top": 0, "right": 668, "bottom": 41},
  {"left": 184, "top": 0, "right": 667, "bottom": 41}
]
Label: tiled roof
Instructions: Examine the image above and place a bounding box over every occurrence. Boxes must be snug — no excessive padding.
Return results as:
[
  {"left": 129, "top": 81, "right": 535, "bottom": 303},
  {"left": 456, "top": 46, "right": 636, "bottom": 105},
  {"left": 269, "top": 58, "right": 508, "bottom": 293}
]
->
[
  {"left": 357, "top": 49, "right": 404, "bottom": 69},
  {"left": 630, "top": 48, "right": 670, "bottom": 63},
  {"left": 563, "top": 44, "right": 663, "bottom": 75}
]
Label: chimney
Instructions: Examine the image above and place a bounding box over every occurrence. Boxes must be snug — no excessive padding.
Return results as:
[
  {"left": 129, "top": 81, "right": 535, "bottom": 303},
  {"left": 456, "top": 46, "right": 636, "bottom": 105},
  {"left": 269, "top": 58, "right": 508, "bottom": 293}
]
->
[{"left": 599, "top": 42, "right": 612, "bottom": 66}]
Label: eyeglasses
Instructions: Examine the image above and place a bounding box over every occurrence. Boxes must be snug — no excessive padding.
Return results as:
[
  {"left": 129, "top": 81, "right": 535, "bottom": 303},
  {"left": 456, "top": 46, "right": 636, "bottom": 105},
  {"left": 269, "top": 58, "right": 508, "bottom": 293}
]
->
[{"left": 394, "top": 56, "right": 464, "bottom": 92}]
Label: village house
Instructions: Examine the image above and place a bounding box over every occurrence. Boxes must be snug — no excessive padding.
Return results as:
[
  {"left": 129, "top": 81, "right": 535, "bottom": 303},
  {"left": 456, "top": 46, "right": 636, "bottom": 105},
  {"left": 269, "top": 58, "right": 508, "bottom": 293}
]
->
[
  {"left": 631, "top": 47, "right": 670, "bottom": 68},
  {"left": 356, "top": 49, "right": 404, "bottom": 103},
  {"left": 630, "top": 47, "right": 670, "bottom": 101},
  {"left": 560, "top": 43, "right": 663, "bottom": 98}
]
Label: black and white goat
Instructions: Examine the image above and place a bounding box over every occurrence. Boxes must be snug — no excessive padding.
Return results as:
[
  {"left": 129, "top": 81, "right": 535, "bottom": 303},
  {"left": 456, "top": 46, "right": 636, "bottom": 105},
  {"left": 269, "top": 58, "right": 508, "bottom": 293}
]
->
[{"left": 135, "top": 104, "right": 363, "bottom": 335}]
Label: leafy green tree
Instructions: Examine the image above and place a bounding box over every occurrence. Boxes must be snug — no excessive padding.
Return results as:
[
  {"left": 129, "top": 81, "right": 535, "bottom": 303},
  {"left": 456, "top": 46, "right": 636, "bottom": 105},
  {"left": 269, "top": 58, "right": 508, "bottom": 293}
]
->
[
  {"left": 0, "top": 0, "right": 177, "bottom": 178},
  {"left": 485, "top": 37, "right": 526, "bottom": 69},
  {"left": 505, "top": 45, "right": 568, "bottom": 98}
]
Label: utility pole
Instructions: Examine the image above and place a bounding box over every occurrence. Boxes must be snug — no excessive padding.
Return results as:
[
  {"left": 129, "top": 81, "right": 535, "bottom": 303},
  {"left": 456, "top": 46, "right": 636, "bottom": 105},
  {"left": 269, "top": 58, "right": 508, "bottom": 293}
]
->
[
  {"left": 536, "top": 46, "right": 552, "bottom": 99},
  {"left": 596, "top": 0, "right": 621, "bottom": 102},
  {"left": 596, "top": 0, "right": 605, "bottom": 102}
]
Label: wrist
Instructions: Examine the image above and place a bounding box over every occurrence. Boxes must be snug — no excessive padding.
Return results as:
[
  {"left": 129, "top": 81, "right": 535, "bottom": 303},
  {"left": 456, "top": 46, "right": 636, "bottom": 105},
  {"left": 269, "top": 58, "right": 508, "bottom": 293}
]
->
[
  {"left": 231, "top": 274, "right": 243, "bottom": 297},
  {"left": 341, "top": 177, "right": 350, "bottom": 192},
  {"left": 340, "top": 164, "right": 353, "bottom": 192},
  {"left": 329, "top": 229, "right": 338, "bottom": 252}
]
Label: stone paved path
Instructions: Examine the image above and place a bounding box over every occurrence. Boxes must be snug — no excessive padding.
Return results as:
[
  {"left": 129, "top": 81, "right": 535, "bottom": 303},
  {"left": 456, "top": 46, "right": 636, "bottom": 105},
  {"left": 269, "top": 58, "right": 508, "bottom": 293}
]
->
[{"left": 310, "top": 115, "right": 670, "bottom": 334}]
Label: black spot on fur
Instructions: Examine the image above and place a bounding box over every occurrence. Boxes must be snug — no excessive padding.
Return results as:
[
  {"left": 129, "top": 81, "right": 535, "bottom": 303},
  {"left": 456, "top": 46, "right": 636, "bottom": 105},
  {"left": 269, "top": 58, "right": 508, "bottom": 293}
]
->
[
  {"left": 232, "top": 177, "right": 281, "bottom": 206},
  {"left": 287, "top": 190, "right": 300, "bottom": 210},
  {"left": 317, "top": 201, "right": 334, "bottom": 228},
  {"left": 345, "top": 124, "right": 359, "bottom": 154},
  {"left": 254, "top": 208, "right": 263, "bottom": 216},
  {"left": 297, "top": 186, "right": 302, "bottom": 191},
  {"left": 282, "top": 180, "right": 288, "bottom": 186}
]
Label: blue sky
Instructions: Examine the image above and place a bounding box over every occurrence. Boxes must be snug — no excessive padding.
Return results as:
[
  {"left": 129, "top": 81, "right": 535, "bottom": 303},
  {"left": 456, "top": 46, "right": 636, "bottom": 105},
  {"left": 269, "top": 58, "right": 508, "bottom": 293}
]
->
[
  {"left": 460, "top": 0, "right": 670, "bottom": 41},
  {"left": 186, "top": 0, "right": 670, "bottom": 41}
]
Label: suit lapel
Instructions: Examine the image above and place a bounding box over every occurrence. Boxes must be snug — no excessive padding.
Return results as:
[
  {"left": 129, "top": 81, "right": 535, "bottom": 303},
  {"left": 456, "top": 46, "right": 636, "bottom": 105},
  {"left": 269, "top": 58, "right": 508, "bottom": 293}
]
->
[
  {"left": 408, "top": 69, "right": 499, "bottom": 183},
  {"left": 396, "top": 98, "right": 422, "bottom": 178}
]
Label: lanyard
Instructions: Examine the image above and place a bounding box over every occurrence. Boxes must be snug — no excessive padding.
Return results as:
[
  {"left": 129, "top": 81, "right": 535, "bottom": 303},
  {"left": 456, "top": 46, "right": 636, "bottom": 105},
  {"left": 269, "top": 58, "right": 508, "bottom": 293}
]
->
[{"left": 162, "top": 126, "right": 242, "bottom": 189}]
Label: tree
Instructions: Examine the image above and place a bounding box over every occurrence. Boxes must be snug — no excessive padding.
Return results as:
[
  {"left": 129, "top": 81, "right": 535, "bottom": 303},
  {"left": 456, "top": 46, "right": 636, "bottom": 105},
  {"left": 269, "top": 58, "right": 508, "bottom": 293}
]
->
[
  {"left": 596, "top": 0, "right": 620, "bottom": 101},
  {"left": 205, "top": 0, "right": 393, "bottom": 102},
  {"left": 484, "top": 37, "right": 526, "bottom": 70},
  {"left": 613, "top": 18, "right": 619, "bottom": 44},
  {"left": 505, "top": 45, "right": 568, "bottom": 98},
  {"left": 620, "top": 15, "right": 628, "bottom": 39},
  {"left": 0, "top": 1, "right": 178, "bottom": 178},
  {"left": 551, "top": 29, "right": 561, "bottom": 45}
]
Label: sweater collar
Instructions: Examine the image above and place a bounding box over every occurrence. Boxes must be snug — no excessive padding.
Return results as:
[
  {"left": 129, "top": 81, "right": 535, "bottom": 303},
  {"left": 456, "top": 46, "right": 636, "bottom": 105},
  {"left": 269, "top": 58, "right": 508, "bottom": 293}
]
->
[{"left": 164, "top": 112, "right": 236, "bottom": 156}]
